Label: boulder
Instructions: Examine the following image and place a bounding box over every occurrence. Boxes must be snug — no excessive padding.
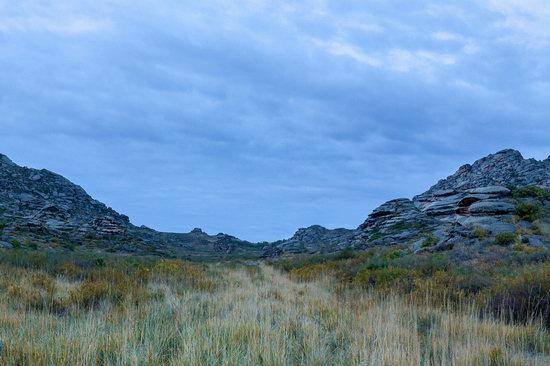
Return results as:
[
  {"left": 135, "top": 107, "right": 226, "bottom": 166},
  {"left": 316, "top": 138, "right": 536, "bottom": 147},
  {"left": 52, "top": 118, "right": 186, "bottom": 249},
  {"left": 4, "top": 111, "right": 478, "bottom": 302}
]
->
[
  {"left": 457, "top": 216, "right": 516, "bottom": 235},
  {"left": 467, "top": 186, "right": 511, "bottom": 195},
  {"left": 527, "top": 236, "right": 548, "bottom": 248},
  {"left": 468, "top": 200, "right": 515, "bottom": 215},
  {"left": 274, "top": 225, "right": 358, "bottom": 253},
  {"left": 0, "top": 241, "right": 13, "bottom": 249},
  {"left": 423, "top": 194, "right": 464, "bottom": 216}
]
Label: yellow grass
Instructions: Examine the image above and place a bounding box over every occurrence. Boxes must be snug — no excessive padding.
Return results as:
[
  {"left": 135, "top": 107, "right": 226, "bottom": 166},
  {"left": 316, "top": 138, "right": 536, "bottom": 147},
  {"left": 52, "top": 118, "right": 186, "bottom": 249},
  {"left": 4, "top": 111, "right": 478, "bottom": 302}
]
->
[{"left": 0, "top": 264, "right": 548, "bottom": 365}]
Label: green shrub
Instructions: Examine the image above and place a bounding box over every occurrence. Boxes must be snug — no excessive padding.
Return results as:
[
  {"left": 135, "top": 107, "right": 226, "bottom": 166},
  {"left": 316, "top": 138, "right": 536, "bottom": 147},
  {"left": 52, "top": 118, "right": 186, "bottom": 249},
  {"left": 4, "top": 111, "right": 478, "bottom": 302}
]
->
[
  {"left": 368, "top": 231, "right": 383, "bottom": 242},
  {"left": 515, "top": 203, "right": 543, "bottom": 222},
  {"left": 421, "top": 234, "right": 438, "bottom": 248},
  {"left": 473, "top": 226, "right": 489, "bottom": 240},
  {"left": 9, "top": 239, "right": 21, "bottom": 249},
  {"left": 63, "top": 242, "right": 76, "bottom": 251},
  {"left": 514, "top": 185, "right": 550, "bottom": 202},
  {"left": 382, "top": 249, "right": 406, "bottom": 260},
  {"left": 494, "top": 232, "right": 516, "bottom": 246}
]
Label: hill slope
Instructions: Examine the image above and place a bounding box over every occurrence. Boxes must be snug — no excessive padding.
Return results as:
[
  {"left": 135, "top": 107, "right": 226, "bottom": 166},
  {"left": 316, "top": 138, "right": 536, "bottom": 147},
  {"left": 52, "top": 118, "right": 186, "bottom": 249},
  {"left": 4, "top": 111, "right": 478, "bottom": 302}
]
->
[
  {"left": 2, "top": 150, "right": 549, "bottom": 258},
  {"left": 0, "top": 154, "right": 262, "bottom": 259},
  {"left": 274, "top": 149, "right": 550, "bottom": 254}
]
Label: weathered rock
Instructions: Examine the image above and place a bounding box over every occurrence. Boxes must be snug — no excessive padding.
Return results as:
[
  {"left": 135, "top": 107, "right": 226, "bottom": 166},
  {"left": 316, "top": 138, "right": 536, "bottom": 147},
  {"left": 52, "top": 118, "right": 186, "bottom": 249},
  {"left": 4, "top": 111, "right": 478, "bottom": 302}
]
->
[
  {"left": 275, "top": 225, "right": 358, "bottom": 253},
  {"left": 467, "top": 186, "right": 511, "bottom": 195},
  {"left": 349, "top": 150, "right": 550, "bottom": 252},
  {"left": 422, "top": 149, "right": 550, "bottom": 191},
  {"left": 528, "top": 237, "right": 548, "bottom": 248},
  {"left": 0, "top": 241, "right": 13, "bottom": 249},
  {"left": 468, "top": 200, "right": 515, "bottom": 215},
  {"left": 0, "top": 153, "right": 262, "bottom": 258},
  {"left": 354, "top": 199, "right": 441, "bottom": 248},
  {"left": 457, "top": 216, "right": 516, "bottom": 235},
  {"left": 423, "top": 194, "right": 464, "bottom": 216}
]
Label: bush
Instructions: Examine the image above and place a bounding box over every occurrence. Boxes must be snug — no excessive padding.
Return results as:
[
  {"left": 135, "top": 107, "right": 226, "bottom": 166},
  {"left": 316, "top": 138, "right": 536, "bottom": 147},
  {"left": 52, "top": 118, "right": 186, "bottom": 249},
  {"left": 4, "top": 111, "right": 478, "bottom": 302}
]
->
[
  {"left": 9, "top": 239, "right": 21, "bottom": 249},
  {"left": 473, "top": 226, "right": 489, "bottom": 240},
  {"left": 421, "top": 234, "right": 438, "bottom": 248},
  {"left": 483, "top": 263, "right": 550, "bottom": 327},
  {"left": 70, "top": 279, "right": 110, "bottom": 308},
  {"left": 354, "top": 267, "right": 415, "bottom": 291},
  {"left": 514, "top": 185, "right": 550, "bottom": 202},
  {"left": 515, "top": 203, "right": 543, "bottom": 222},
  {"left": 382, "top": 249, "right": 406, "bottom": 260},
  {"left": 25, "top": 241, "right": 38, "bottom": 250},
  {"left": 494, "top": 232, "right": 516, "bottom": 246}
]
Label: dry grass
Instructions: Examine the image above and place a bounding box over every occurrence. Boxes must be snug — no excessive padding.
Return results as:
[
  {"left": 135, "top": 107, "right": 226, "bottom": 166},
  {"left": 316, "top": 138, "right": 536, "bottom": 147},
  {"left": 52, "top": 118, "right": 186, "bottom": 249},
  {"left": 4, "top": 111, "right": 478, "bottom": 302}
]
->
[{"left": 0, "top": 262, "right": 548, "bottom": 365}]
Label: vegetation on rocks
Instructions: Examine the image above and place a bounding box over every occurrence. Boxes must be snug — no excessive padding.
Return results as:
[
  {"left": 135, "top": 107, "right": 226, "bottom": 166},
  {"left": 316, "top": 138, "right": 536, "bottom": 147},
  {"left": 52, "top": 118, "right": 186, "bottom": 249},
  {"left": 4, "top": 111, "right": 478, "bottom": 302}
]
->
[{"left": 494, "top": 232, "right": 517, "bottom": 246}]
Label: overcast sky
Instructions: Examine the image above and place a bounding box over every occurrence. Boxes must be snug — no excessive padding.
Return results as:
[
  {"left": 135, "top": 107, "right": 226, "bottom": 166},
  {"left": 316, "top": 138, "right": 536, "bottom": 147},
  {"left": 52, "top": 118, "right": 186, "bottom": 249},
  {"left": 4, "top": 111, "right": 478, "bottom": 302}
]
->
[{"left": 1, "top": 1, "right": 549, "bottom": 241}]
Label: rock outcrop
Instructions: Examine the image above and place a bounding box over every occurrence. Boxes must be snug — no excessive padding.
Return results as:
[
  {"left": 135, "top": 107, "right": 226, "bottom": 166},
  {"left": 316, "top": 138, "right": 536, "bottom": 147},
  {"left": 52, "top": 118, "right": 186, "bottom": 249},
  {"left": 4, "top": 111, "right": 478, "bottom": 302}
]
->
[
  {"left": 272, "top": 225, "right": 358, "bottom": 253},
  {"left": 0, "top": 154, "right": 262, "bottom": 258},
  {"left": 273, "top": 149, "right": 550, "bottom": 254},
  {"left": 354, "top": 149, "right": 550, "bottom": 252},
  {"left": 0, "top": 153, "right": 129, "bottom": 238},
  {"left": 2, "top": 149, "right": 549, "bottom": 258}
]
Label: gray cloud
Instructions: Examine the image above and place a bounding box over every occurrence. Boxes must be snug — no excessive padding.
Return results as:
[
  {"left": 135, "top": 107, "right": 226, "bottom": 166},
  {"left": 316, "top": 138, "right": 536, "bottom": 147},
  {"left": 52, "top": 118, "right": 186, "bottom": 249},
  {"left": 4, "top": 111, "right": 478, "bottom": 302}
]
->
[{"left": 1, "top": 0, "right": 549, "bottom": 241}]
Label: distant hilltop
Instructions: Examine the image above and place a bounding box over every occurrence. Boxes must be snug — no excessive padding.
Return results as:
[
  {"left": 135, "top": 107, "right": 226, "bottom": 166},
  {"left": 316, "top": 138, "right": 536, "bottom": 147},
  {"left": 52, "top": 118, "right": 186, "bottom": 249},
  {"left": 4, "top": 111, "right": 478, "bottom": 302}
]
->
[{"left": 1, "top": 149, "right": 549, "bottom": 257}]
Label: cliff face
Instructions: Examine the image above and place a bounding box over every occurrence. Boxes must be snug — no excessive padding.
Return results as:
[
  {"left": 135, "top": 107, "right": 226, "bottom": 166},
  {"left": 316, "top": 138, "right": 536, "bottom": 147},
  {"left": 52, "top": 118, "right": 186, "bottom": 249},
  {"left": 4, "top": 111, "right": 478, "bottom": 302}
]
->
[{"left": 274, "top": 150, "right": 550, "bottom": 254}]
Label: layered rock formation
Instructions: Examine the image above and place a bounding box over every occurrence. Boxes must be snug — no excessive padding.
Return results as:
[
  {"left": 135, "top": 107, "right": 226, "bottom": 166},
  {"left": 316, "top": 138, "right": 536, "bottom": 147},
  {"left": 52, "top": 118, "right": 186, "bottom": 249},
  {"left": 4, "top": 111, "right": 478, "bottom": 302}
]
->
[
  {"left": 271, "top": 225, "right": 358, "bottom": 254},
  {"left": 2, "top": 149, "right": 549, "bottom": 258},
  {"left": 0, "top": 153, "right": 129, "bottom": 237},
  {"left": 274, "top": 150, "right": 550, "bottom": 254}
]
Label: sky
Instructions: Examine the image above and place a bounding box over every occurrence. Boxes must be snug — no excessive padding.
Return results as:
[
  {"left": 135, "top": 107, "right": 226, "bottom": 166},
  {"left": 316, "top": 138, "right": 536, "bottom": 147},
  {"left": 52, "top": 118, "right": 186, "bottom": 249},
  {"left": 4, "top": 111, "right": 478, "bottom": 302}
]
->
[{"left": 1, "top": 0, "right": 550, "bottom": 242}]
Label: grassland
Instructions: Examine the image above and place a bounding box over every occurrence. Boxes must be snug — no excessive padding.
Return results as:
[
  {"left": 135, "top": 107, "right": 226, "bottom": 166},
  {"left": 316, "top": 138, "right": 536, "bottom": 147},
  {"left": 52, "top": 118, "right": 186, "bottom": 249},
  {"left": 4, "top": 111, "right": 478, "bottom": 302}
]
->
[{"left": 0, "top": 250, "right": 548, "bottom": 365}]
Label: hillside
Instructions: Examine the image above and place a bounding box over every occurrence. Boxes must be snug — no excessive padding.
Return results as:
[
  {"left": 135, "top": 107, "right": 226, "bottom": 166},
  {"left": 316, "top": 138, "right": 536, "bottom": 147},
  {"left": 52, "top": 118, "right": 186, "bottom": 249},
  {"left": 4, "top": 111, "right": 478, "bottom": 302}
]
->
[
  {"left": 0, "top": 154, "right": 262, "bottom": 259},
  {"left": 274, "top": 149, "right": 550, "bottom": 254},
  {"left": 1, "top": 149, "right": 550, "bottom": 259}
]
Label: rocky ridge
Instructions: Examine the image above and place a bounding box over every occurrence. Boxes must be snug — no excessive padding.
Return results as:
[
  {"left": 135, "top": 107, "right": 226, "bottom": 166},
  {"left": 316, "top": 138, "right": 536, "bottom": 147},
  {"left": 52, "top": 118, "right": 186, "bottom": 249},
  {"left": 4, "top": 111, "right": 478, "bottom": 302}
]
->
[
  {"left": 274, "top": 150, "right": 550, "bottom": 254},
  {"left": 2, "top": 149, "right": 549, "bottom": 258},
  {"left": 0, "top": 154, "right": 261, "bottom": 258}
]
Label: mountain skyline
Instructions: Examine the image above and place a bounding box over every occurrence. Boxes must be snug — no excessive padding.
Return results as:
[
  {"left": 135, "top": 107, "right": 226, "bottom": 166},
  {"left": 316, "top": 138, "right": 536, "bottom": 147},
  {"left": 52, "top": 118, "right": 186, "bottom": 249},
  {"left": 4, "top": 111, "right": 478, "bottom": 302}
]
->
[{"left": 2, "top": 149, "right": 549, "bottom": 246}]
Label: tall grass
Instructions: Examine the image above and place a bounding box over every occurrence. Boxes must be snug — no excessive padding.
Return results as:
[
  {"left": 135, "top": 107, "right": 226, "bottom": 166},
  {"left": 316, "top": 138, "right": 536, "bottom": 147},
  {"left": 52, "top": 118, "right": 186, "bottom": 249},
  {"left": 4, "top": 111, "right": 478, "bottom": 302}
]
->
[{"left": 0, "top": 255, "right": 548, "bottom": 365}]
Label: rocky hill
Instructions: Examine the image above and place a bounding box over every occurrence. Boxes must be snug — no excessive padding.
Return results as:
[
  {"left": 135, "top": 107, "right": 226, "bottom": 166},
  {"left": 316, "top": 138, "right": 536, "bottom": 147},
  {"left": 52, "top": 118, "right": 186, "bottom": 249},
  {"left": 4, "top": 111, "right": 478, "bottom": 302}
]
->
[
  {"left": 2, "top": 149, "right": 549, "bottom": 259},
  {"left": 0, "top": 153, "right": 262, "bottom": 259},
  {"left": 274, "top": 149, "right": 550, "bottom": 254}
]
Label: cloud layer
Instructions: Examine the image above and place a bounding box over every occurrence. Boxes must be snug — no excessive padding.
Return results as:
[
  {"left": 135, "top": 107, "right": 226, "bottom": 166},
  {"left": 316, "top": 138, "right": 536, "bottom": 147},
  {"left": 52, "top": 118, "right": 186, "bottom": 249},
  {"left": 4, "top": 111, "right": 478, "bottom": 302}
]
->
[{"left": 1, "top": 0, "right": 549, "bottom": 241}]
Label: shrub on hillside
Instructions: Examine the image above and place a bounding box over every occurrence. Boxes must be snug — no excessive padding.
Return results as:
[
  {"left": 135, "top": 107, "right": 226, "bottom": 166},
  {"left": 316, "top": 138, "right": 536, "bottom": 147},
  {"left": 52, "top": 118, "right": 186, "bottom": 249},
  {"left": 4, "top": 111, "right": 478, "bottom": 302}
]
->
[
  {"left": 514, "top": 185, "right": 550, "bottom": 202},
  {"left": 494, "top": 232, "right": 516, "bottom": 246},
  {"left": 515, "top": 202, "right": 543, "bottom": 222},
  {"left": 473, "top": 226, "right": 489, "bottom": 240},
  {"left": 421, "top": 234, "right": 439, "bottom": 248}
]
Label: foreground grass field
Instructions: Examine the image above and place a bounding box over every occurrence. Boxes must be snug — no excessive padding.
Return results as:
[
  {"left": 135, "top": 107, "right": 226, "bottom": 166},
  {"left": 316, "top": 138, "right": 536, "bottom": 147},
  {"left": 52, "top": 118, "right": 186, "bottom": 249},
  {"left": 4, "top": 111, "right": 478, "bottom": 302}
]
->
[{"left": 0, "top": 251, "right": 548, "bottom": 365}]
